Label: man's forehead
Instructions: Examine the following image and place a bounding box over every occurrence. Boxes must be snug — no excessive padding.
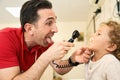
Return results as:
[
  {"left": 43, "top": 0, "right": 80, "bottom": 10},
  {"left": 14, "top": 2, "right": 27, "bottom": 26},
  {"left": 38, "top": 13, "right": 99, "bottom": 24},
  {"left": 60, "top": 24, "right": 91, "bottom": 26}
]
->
[
  {"left": 46, "top": 16, "right": 57, "bottom": 20},
  {"left": 37, "top": 9, "right": 57, "bottom": 20}
]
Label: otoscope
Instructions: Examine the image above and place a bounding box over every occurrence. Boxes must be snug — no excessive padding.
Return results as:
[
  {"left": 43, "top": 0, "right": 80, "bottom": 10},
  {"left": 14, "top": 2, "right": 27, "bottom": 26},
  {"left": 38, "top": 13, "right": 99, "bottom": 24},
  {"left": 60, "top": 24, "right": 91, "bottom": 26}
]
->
[{"left": 68, "top": 30, "right": 80, "bottom": 43}]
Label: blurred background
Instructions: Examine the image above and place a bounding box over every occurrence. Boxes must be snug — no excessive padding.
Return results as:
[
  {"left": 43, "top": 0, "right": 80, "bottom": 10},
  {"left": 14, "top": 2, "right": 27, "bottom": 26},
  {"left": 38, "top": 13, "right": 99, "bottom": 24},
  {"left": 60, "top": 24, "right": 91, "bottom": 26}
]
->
[{"left": 0, "top": 0, "right": 120, "bottom": 80}]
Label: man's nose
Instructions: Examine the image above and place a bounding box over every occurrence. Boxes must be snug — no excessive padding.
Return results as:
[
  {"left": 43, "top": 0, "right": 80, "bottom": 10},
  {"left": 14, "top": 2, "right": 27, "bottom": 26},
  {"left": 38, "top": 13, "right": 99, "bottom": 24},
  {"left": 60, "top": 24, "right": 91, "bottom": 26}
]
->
[{"left": 52, "top": 25, "right": 58, "bottom": 33}]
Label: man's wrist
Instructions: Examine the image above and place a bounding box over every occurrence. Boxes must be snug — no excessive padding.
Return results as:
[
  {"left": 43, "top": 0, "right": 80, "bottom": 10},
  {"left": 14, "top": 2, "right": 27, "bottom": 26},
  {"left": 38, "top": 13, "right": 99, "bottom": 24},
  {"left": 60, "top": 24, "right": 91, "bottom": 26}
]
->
[{"left": 68, "top": 57, "right": 80, "bottom": 66}]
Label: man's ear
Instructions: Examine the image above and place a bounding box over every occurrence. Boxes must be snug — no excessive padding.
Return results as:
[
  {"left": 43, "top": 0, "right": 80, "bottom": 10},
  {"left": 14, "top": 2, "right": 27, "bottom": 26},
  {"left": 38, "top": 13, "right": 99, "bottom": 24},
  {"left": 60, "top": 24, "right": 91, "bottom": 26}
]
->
[
  {"left": 24, "top": 23, "right": 33, "bottom": 35},
  {"left": 106, "top": 43, "right": 117, "bottom": 52}
]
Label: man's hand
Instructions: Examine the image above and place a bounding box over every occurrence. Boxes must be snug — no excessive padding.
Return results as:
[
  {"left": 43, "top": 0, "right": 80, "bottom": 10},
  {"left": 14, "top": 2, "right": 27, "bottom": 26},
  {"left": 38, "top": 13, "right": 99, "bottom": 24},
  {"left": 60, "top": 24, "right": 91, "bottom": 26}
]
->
[
  {"left": 44, "top": 41, "right": 74, "bottom": 61},
  {"left": 71, "top": 46, "right": 92, "bottom": 64}
]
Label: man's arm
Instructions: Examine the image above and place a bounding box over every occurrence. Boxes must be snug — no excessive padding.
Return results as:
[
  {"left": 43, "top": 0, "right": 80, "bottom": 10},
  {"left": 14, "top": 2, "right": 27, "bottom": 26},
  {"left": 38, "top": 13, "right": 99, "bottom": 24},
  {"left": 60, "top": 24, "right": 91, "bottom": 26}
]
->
[
  {"left": 0, "top": 67, "right": 20, "bottom": 80},
  {"left": 51, "top": 46, "right": 91, "bottom": 75},
  {"left": 0, "top": 42, "right": 74, "bottom": 80},
  {"left": 50, "top": 59, "right": 73, "bottom": 75},
  {"left": 0, "top": 53, "right": 51, "bottom": 80}
]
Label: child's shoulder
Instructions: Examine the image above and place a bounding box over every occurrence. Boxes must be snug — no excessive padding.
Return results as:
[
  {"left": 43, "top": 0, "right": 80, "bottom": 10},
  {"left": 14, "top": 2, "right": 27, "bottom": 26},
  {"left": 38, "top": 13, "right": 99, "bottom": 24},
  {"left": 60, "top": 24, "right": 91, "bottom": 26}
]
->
[
  {"left": 102, "top": 54, "right": 120, "bottom": 64},
  {"left": 103, "top": 54, "right": 120, "bottom": 73}
]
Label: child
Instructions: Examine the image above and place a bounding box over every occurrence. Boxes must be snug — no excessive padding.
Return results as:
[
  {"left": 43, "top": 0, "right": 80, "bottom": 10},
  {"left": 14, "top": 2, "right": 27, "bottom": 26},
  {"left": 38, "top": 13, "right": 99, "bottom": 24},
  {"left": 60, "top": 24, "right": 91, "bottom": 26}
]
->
[{"left": 85, "top": 21, "right": 120, "bottom": 80}]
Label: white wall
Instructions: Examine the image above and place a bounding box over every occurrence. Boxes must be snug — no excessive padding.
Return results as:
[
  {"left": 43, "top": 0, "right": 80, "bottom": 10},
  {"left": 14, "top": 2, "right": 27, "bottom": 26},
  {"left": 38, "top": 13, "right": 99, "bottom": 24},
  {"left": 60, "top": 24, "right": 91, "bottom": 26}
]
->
[
  {"left": 0, "top": 23, "right": 20, "bottom": 29},
  {"left": 95, "top": 0, "right": 119, "bottom": 28},
  {"left": 86, "top": 0, "right": 119, "bottom": 43}
]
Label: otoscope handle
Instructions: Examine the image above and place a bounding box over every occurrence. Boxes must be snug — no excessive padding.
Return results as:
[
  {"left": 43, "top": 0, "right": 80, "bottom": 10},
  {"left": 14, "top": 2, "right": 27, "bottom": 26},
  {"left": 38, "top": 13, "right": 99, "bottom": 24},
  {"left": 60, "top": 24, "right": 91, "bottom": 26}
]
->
[{"left": 68, "top": 30, "right": 80, "bottom": 43}]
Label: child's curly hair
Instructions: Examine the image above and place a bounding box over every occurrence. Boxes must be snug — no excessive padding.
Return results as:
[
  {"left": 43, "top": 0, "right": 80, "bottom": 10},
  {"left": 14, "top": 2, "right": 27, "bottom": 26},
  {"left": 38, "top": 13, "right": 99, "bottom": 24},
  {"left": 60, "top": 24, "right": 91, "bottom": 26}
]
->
[{"left": 101, "top": 21, "right": 120, "bottom": 61}]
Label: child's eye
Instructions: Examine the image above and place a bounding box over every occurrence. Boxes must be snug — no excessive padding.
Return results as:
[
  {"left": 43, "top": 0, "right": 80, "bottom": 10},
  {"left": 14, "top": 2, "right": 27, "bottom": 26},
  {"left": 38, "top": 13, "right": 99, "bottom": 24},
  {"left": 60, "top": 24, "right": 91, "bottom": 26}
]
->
[
  {"left": 97, "top": 33, "right": 101, "bottom": 35},
  {"left": 95, "top": 32, "right": 101, "bottom": 35}
]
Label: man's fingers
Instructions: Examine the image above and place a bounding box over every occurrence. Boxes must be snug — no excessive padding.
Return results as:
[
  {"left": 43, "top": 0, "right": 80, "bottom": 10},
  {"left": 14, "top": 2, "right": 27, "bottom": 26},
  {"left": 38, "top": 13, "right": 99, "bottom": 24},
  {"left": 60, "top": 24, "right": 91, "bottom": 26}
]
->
[
  {"left": 63, "top": 42, "right": 74, "bottom": 47},
  {"left": 84, "top": 49, "right": 92, "bottom": 55},
  {"left": 83, "top": 53, "right": 91, "bottom": 59}
]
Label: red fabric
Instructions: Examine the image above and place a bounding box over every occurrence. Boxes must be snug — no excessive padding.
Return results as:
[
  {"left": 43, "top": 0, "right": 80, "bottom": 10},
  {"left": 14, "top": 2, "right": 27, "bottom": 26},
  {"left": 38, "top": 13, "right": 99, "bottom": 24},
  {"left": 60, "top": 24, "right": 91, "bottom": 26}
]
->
[{"left": 0, "top": 28, "right": 51, "bottom": 72}]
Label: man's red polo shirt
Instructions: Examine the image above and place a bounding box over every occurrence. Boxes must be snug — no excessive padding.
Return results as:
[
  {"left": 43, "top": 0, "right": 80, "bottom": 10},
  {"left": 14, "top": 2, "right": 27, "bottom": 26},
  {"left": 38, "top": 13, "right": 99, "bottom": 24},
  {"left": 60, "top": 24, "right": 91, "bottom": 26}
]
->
[{"left": 0, "top": 28, "right": 50, "bottom": 72}]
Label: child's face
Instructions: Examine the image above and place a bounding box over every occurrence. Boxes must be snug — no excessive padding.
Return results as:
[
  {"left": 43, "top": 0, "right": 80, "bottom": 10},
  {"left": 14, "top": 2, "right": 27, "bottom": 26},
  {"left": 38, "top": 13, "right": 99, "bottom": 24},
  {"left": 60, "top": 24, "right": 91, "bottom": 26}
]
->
[{"left": 89, "top": 25, "right": 111, "bottom": 52}]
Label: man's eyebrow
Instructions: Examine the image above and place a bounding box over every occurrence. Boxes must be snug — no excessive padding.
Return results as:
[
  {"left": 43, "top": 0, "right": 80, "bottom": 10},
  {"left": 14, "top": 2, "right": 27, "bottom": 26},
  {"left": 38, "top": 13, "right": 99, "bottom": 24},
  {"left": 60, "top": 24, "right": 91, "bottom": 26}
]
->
[{"left": 46, "top": 16, "right": 57, "bottom": 21}]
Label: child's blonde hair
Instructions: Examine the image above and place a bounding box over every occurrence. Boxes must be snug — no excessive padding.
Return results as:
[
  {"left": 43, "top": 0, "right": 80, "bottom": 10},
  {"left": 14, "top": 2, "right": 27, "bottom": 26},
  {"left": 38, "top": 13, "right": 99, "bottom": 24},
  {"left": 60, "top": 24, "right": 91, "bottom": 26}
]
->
[{"left": 101, "top": 21, "right": 120, "bottom": 61}]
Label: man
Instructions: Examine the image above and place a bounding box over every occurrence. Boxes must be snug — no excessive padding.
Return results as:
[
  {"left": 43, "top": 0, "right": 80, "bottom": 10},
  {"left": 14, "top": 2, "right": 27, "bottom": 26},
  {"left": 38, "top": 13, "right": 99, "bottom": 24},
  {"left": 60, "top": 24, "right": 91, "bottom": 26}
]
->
[{"left": 0, "top": 0, "right": 91, "bottom": 80}]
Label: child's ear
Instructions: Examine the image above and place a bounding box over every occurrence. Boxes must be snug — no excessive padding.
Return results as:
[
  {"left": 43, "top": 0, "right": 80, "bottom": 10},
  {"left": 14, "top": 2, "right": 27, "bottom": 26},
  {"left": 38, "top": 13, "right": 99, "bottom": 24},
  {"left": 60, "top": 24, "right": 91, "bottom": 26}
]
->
[{"left": 106, "top": 43, "right": 117, "bottom": 52}]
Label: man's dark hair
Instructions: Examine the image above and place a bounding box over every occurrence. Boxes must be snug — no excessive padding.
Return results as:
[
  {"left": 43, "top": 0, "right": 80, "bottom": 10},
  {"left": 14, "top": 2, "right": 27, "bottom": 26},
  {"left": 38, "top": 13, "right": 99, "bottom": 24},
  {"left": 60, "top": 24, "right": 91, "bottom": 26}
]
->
[{"left": 20, "top": 0, "right": 52, "bottom": 31}]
